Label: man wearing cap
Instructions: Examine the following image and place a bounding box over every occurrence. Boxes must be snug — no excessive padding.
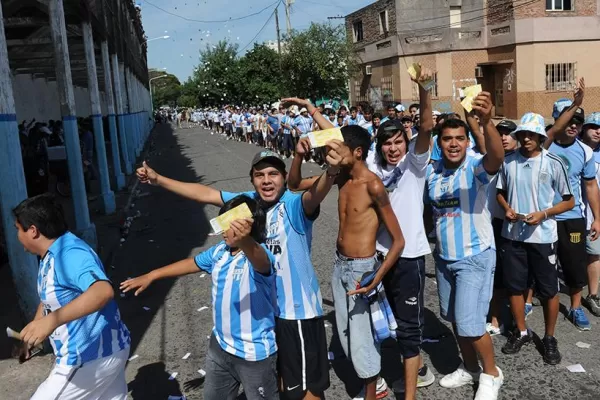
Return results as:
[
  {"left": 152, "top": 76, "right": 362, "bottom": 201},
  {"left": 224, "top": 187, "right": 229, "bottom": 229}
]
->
[
  {"left": 136, "top": 144, "right": 340, "bottom": 400},
  {"left": 579, "top": 112, "right": 600, "bottom": 317},
  {"left": 496, "top": 113, "right": 574, "bottom": 365},
  {"left": 543, "top": 79, "right": 600, "bottom": 331},
  {"left": 395, "top": 104, "right": 406, "bottom": 118},
  {"left": 400, "top": 114, "right": 417, "bottom": 141}
]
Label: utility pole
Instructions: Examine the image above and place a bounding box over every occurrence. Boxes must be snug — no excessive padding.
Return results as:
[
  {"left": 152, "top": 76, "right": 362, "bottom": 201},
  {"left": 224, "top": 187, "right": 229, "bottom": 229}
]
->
[
  {"left": 275, "top": 5, "right": 283, "bottom": 97},
  {"left": 285, "top": 0, "right": 292, "bottom": 35}
]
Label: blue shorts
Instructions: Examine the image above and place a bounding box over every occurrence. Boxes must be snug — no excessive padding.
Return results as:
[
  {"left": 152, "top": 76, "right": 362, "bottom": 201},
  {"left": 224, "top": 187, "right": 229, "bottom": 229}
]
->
[
  {"left": 331, "top": 252, "right": 380, "bottom": 379},
  {"left": 435, "top": 248, "right": 495, "bottom": 337}
]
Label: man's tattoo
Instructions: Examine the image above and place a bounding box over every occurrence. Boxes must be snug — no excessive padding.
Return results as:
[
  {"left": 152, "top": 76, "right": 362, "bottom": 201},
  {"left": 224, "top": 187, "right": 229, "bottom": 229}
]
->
[{"left": 374, "top": 190, "right": 390, "bottom": 207}]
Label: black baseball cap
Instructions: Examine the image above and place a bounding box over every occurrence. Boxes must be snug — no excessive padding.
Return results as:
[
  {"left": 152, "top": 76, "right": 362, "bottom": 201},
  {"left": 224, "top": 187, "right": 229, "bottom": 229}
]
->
[
  {"left": 559, "top": 106, "right": 585, "bottom": 124},
  {"left": 382, "top": 120, "right": 403, "bottom": 132},
  {"left": 400, "top": 115, "right": 413, "bottom": 122},
  {"left": 251, "top": 150, "right": 286, "bottom": 171},
  {"left": 496, "top": 119, "right": 517, "bottom": 132}
]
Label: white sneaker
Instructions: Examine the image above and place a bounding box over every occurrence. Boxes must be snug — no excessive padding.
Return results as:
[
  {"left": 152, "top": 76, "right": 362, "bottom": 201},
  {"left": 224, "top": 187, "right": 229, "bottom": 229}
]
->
[
  {"left": 474, "top": 367, "right": 503, "bottom": 400},
  {"left": 439, "top": 363, "right": 481, "bottom": 388},
  {"left": 486, "top": 322, "right": 502, "bottom": 336},
  {"left": 376, "top": 377, "right": 388, "bottom": 397}
]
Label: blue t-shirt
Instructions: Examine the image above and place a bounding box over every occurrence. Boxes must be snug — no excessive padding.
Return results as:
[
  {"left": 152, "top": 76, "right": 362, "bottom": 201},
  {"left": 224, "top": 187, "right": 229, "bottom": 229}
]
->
[
  {"left": 38, "top": 232, "right": 130, "bottom": 366},
  {"left": 195, "top": 242, "right": 277, "bottom": 361},
  {"left": 549, "top": 139, "right": 596, "bottom": 220},
  {"left": 221, "top": 190, "right": 323, "bottom": 320},
  {"left": 266, "top": 116, "right": 280, "bottom": 134}
]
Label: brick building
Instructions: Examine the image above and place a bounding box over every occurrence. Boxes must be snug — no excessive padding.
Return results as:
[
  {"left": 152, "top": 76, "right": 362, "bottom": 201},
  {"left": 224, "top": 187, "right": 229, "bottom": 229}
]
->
[{"left": 346, "top": 0, "right": 600, "bottom": 119}]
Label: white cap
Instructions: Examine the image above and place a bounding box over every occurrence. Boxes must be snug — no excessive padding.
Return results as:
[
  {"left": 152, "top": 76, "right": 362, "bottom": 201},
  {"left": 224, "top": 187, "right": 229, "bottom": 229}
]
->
[
  {"left": 433, "top": 110, "right": 441, "bottom": 116},
  {"left": 40, "top": 126, "right": 52, "bottom": 134},
  {"left": 395, "top": 104, "right": 406, "bottom": 112},
  {"left": 300, "top": 107, "right": 308, "bottom": 113}
]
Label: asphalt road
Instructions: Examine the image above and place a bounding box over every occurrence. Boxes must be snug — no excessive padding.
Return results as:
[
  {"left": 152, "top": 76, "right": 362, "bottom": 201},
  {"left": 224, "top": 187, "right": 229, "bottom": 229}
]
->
[{"left": 111, "top": 123, "right": 600, "bottom": 400}]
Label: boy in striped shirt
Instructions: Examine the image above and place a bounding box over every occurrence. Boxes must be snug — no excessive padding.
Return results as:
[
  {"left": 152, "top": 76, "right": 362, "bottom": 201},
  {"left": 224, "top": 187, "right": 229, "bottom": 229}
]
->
[
  {"left": 496, "top": 113, "right": 574, "bottom": 364},
  {"left": 14, "top": 194, "right": 130, "bottom": 400},
  {"left": 121, "top": 195, "right": 279, "bottom": 400},
  {"left": 426, "top": 92, "right": 505, "bottom": 400}
]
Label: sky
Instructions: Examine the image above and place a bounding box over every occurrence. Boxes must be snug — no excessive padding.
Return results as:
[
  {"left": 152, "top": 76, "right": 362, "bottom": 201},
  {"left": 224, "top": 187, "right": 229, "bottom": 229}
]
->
[{"left": 140, "top": 0, "right": 372, "bottom": 82}]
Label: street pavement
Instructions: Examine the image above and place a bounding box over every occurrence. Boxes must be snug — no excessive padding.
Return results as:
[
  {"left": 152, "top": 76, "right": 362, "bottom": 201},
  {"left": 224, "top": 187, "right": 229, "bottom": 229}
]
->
[{"left": 3, "top": 122, "right": 600, "bottom": 399}]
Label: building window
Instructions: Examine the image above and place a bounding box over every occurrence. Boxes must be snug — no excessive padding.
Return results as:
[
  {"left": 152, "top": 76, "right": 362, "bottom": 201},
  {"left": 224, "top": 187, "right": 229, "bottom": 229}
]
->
[
  {"left": 450, "top": 6, "right": 461, "bottom": 28},
  {"left": 545, "top": 63, "right": 577, "bottom": 91},
  {"left": 546, "top": 0, "right": 573, "bottom": 11},
  {"left": 353, "top": 20, "right": 364, "bottom": 42},
  {"left": 412, "top": 72, "right": 438, "bottom": 100},
  {"left": 379, "top": 11, "right": 389, "bottom": 34},
  {"left": 381, "top": 76, "right": 394, "bottom": 106}
]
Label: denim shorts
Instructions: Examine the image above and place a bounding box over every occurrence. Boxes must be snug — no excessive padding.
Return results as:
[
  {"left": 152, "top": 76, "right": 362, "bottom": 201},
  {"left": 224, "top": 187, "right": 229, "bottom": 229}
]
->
[
  {"left": 586, "top": 231, "right": 600, "bottom": 256},
  {"left": 434, "top": 248, "right": 495, "bottom": 338},
  {"left": 331, "top": 252, "right": 381, "bottom": 379}
]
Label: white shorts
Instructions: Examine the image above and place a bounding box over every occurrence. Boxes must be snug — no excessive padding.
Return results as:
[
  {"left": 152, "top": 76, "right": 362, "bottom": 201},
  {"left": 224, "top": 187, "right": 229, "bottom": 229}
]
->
[{"left": 31, "top": 347, "right": 129, "bottom": 400}]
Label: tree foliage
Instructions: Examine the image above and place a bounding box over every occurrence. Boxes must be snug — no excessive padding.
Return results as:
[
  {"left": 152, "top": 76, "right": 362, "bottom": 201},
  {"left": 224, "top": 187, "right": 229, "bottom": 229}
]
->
[
  {"left": 149, "top": 70, "right": 181, "bottom": 108},
  {"left": 150, "top": 22, "right": 356, "bottom": 108}
]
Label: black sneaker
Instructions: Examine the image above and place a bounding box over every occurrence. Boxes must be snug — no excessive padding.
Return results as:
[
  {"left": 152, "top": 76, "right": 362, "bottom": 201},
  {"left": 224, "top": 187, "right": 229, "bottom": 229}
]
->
[
  {"left": 501, "top": 329, "right": 532, "bottom": 354},
  {"left": 542, "top": 335, "right": 562, "bottom": 365}
]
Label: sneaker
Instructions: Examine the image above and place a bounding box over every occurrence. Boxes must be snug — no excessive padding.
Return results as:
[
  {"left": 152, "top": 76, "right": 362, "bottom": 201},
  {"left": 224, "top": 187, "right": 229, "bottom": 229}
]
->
[
  {"left": 567, "top": 307, "right": 591, "bottom": 331},
  {"left": 524, "top": 303, "right": 533, "bottom": 320},
  {"left": 474, "top": 367, "right": 504, "bottom": 400},
  {"left": 376, "top": 377, "right": 388, "bottom": 399},
  {"left": 417, "top": 365, "right": 435, "bottom": 387},
  {"left": 486, "top": 322, "right": 502, "bottom": 336},
  {"left": 583, "top": 294, "right": 600, "bottom": 317},
  {"left": 501, "top": 329, "right": 532, "bottom": 354},
  {"left": 542, "top": 335, "right": 562, "bottom": 365},
  {"left": 439, "top": 363, "right": 481, "bottom": 388}
]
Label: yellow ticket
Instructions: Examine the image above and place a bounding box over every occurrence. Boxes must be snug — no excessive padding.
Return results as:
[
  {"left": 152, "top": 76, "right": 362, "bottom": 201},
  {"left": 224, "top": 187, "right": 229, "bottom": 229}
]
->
[
  {"left": 210, "top": 203, "right": 253, "bottom": 234},
  {"left": 308, "top": 128, "right": 344, "bottom": 148},
  {"left": 407, "top": 63, "right": 435, "bottom": 91},
  {"left": 460, "top": 84, "right": 482, "bottom": 112}
]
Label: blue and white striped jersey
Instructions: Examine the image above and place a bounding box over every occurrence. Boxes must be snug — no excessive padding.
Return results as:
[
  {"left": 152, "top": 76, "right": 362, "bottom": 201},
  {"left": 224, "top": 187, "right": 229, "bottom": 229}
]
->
[
  {"left": 37, "top": 232, "right": 130, "bottom": 366},
  {"left": 584, "top": 149, "right": 600, "bottom": 230},
  {"left": 221, "top": 190, "right": 323, "bottom": 321},
  {"left": 426, "top": 155, "right": 495, "bottom": 261},
  {"left": 549, "top": 139, "right": 595, "bottom": 220},
  {"left": 195, "top": 242, "right": 277, "bottom": 361},
  {"left": 281, "top": 115, "right": 293, "bottom": 135},
  {"left": 497, "top": 149, "right": 572, "bottom": 244},
  {"left": 293, "top": 115, "right": 314, "bottom": 135}
]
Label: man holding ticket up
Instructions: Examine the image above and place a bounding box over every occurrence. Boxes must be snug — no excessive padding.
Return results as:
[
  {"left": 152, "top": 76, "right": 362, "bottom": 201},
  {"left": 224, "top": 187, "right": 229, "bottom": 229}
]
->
[
  {"left": 135, "top": 101, "right": 341, "bottom": 400},
  {"left": 121, "top": 196, "right": 279, "bottom": 400}
]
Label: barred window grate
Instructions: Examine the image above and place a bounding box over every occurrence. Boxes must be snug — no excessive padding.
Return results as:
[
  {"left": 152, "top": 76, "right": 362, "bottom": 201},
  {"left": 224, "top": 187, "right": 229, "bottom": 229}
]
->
[{"left": 545, "top": 63, "right": 576, "bottom": 91}]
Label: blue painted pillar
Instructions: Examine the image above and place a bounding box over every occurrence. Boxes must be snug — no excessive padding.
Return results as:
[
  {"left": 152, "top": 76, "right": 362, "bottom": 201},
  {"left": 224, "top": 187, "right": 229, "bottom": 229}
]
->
[
  {"left": 113, "top": 57, "right": 132, "bottom": 174},
  {"left": 121, "top": 64, "right": 135, "bottom": 163},
  {"left": 49, "top": 0, "right": 96, "bottom": 247},
  {"left": 82, "top": 21, "right": 115, "bottom": 215},
  {"left": 0, "top": 5, "right": 40, "bottom": 320},
  {"left": 101, "top": 41, "right": 125, "bottom": 190}
]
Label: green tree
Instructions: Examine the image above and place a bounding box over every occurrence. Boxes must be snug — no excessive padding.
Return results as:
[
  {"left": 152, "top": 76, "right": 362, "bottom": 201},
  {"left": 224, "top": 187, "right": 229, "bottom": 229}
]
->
[
  {"left": 192, "top": 40, "right": 241, "bottom": 106},
  {"left": 238, "top": 44, "right": 282, "bottom": 104},
  {"left": 149, "top": 70, "right": 181, "bottom": 108},
  {"left": 281, "top": 22, "right": 359, "bottom": 100}
]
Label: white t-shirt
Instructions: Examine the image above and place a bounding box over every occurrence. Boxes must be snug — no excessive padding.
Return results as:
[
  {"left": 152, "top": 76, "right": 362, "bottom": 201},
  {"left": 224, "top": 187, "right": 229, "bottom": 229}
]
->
[{"left": 368, "top": 149, "right": 432, "bottom": 258}]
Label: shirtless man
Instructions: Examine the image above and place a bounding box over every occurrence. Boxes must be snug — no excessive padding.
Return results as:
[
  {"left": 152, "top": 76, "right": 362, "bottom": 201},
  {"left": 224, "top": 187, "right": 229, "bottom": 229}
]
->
[{"left": 289, "top": 126, "right": 405, "bottom": 400}]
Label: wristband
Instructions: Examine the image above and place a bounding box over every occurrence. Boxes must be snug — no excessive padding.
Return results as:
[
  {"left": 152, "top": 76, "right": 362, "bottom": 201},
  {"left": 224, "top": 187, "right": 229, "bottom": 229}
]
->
[
  {"left": 326, "top": 168, "right": 340, "bottom": 178},
  {"left": 544, "top": 210, "right": 548, "bottom": 220},
  {"left": 310, "top": 107, "right": 318, "bottom": 117}
]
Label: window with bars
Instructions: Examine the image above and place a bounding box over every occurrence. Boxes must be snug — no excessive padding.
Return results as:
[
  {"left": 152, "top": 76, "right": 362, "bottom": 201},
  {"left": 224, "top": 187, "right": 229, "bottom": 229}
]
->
[
  {"left": 546, "top": 0, "right": 573, "bottom": 11},
  {"left": 412, "top": 72, "right": 438, "bottom": 99},
  {"left": 354, "top": 80, "right": 368, "bottom": 103},
  {"left": 545, "top": 63, "right": 577, "bottom": 91},
  {"left": 381, "top": 76, "right": 394, "bottom": 107}
]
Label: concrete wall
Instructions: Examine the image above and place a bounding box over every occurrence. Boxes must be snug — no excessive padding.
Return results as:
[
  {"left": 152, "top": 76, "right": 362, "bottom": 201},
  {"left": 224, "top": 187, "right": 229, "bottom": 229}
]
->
[{"left": 11, "top": 74, "right": 109, "bottom": 122}]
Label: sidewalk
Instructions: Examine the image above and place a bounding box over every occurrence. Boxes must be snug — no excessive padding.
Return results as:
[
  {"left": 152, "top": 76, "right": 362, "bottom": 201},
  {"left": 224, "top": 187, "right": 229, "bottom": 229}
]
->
[{"left": 0, "top": 123, "right": 164, "bottom": 399}]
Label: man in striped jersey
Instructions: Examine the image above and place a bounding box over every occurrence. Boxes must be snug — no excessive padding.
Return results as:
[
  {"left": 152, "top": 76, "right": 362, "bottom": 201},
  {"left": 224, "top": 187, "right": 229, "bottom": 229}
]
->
[
  {"left": 496, "top": 113, "right": 574, "bottom": 365},
  {"left": 14, "top": 194, "right": 130, "bottom": 400},
  {"left": 122, "top": 196, "right": 278, "bottom": 400},
  {"left": 426, "top": 92, "right": 505, "bottom": 400},
  {"left": 136, "top": 123, "right": 341, "bottom": 399}
]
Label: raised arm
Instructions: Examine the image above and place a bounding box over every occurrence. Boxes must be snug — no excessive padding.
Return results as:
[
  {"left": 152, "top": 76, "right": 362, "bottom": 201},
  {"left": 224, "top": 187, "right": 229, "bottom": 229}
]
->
[
  {"left": 413, "top": 67, "right": 434, "bottom": 155},
  {"left": 137, "top": 161, "right": 224, "bottom": 206},
  {"left": 281, "top": 98, "right": 334, "bottom": 131},
  {"left": 472, "top": 92, "right": 504, "bottom": 173},
  {"left": 544, "top": 77, "right": 584, "bottom": 149},
  {"left": 465, "top": 109, "right": 486, "bottom": 155},
  {"left": 348, "top": 180, "right": 405, "bottom": 296}
]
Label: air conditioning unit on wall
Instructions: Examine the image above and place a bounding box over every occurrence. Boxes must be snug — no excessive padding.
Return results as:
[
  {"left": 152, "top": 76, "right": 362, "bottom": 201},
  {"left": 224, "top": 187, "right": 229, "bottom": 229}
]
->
[
  {"left": 475, "top": 66, "right": 483, "bottom": 78},
  {"left": 365, "top": 65, "right": 372, "bottom": 76}
]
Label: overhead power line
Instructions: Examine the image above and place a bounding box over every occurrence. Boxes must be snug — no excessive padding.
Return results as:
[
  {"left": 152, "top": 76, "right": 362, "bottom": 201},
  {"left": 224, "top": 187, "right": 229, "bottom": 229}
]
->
[
  {"left": 237, "top": 6, "right": 279, "bottom": 54},
  {"left": 143, "top": 0, "right": 280, "bottom": 23}
]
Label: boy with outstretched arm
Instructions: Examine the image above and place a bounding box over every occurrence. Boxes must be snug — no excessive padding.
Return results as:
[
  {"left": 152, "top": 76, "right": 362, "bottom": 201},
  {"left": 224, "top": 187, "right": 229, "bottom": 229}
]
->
[{"left": 121, "top": 195, "right": 279, "bottom": 400}]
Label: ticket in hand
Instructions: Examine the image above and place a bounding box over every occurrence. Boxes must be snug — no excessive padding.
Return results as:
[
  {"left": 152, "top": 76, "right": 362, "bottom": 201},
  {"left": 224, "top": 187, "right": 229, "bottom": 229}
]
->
[
  {"left": 460, "top": 84, "right": 482, "bottom": 112},
  {"left": 407, "top": 63, "right": 436, "bottom": 91},
  {"left": 209, "top": 203, "right": 253, "bottom": 234},
  {"left": 308, "top": 128, "right": 344, "bottom": 148}
]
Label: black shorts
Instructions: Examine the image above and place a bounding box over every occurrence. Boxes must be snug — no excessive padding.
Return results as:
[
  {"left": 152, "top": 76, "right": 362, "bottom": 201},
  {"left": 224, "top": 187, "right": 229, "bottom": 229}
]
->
[
  {"left": 492, "top": 218, "right": 505, "bottom": 289},
  {"left": 501, "top": 240, "right": 559, "bottom": 299},
  {"left": 275, "top": 317, "right": 330, "bottom": 399},
  {"left": 382, "top": 255, "right": 425, "bottom": 358},
  {"left": 557, "top": 218, "right": 588, "bottom": 288}
]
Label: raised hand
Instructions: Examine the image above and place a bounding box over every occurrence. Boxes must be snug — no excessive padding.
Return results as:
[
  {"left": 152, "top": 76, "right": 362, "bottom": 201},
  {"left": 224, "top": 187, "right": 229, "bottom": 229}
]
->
[{"left": 136, "top": 161, "right": 159, "bottom": 185}]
